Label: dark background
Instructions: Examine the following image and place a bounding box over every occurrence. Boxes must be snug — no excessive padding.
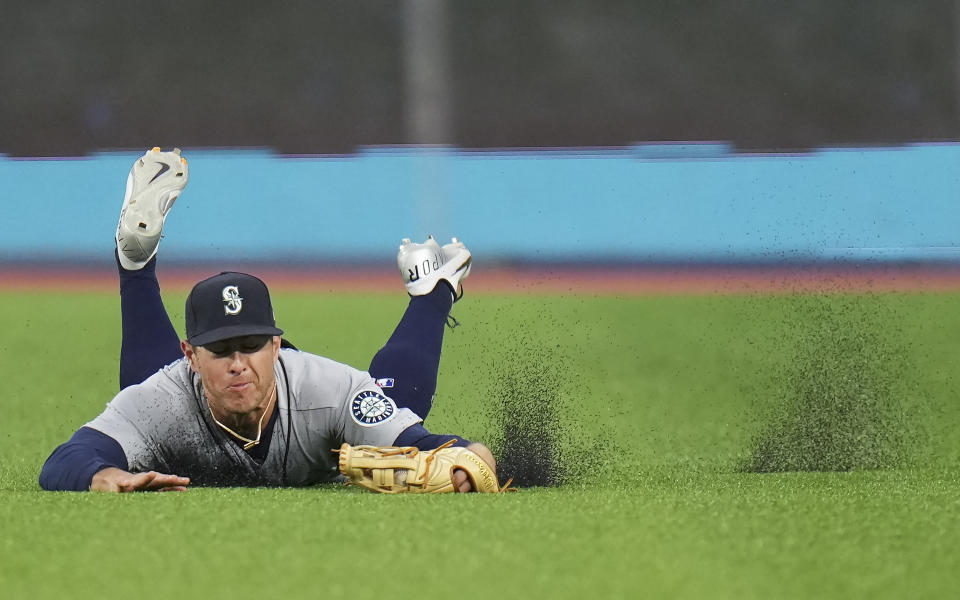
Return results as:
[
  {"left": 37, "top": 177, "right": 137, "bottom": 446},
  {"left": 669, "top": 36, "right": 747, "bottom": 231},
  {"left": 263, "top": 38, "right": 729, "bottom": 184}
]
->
[{"left": 2, "top": 0, "right": 957, "bottom": 156}]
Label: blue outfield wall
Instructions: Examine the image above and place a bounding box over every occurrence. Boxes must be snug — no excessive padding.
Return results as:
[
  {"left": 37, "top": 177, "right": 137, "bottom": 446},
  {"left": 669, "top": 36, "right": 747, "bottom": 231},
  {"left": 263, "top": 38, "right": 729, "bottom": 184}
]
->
[{"left": 1, "top": 143, "right": 958, "bottom": 265}]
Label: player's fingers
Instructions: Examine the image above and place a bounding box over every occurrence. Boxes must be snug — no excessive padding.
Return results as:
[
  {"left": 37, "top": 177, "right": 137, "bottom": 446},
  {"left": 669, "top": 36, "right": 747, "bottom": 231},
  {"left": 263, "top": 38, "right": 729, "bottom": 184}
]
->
[
  {"left": 157, "top": 486, "right": 189, "bottom": 493},
  {"left": 121, "top": 472, "right": 189, "bottom": 492},
  {"left": 118, "top": 471, "right": 156, "bottom": 492},
  {"left": 452, "top": 468, "right": 472, "bottom": 493},
  {"left": 144, "top": 474, "right": 190, "bottom": 490}
]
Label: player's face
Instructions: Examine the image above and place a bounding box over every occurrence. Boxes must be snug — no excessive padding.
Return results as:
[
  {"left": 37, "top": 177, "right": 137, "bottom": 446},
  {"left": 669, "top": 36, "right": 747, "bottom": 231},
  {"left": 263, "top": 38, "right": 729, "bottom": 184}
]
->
[{"left": 183, "top": 335, "right": 281, "bottom": 418}]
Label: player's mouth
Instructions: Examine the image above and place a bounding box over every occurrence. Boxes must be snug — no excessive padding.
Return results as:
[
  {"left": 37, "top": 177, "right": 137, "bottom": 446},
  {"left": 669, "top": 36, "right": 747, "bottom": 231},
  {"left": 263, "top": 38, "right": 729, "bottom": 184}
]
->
[{"left": 227, "top": 382, "right": 253, "bottom": 392}]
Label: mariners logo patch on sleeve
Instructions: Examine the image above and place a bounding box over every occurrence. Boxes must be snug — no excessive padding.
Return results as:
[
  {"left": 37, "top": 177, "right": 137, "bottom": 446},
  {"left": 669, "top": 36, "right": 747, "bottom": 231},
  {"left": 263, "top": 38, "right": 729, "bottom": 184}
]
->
[{"left": 350, "top": 390, "right": 397, "bottom": 426}]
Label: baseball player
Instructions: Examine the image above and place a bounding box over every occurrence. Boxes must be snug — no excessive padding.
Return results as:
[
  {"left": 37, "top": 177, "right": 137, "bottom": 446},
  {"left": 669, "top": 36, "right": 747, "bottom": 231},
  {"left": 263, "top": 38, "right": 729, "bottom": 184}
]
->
[{"left": 39, "top": 148, "right": 494, "bottom": 492}]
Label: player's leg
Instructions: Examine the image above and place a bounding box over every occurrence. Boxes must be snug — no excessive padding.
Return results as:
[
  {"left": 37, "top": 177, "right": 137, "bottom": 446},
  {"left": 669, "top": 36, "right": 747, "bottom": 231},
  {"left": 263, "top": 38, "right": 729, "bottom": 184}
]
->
[
  {"left": 118, "top": 256, "right": 182, "bottom": 389},
  {"left": 116, "top": 148, "right": 189, "bottom": 389},
  {"left": 367, "top": 236, "right": 472, "bottom": 419}
]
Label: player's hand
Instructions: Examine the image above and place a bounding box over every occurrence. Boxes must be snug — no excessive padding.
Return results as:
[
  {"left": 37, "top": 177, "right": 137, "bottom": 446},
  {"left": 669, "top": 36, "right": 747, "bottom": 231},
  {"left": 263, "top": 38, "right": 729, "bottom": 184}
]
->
[
  {"left": 454, "top": 443, "right": 497, "bottom": 493},
  {"left": 90, "top": 467, "right": 190, "bottom": 492}
]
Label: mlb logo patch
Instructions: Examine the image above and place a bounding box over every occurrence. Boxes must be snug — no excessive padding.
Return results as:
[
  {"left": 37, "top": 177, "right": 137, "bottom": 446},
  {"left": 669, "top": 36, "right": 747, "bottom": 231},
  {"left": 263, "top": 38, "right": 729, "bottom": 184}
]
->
[{"left": 375, "top": 378, "right": 395, "bottom": 389}]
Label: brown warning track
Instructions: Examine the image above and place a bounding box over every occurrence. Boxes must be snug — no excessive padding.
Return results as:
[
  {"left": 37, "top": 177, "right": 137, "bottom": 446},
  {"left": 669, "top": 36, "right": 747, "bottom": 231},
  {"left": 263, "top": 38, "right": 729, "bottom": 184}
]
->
[{"left": 3, "top": 264, "right": 960, "bottom": 294}]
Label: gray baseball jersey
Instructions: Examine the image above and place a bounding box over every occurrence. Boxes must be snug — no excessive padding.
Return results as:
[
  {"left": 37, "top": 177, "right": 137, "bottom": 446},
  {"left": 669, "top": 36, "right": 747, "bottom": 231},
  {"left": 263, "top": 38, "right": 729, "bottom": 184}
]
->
[{"left": 85, "top": 348, "right": 422, "bottom": 487}]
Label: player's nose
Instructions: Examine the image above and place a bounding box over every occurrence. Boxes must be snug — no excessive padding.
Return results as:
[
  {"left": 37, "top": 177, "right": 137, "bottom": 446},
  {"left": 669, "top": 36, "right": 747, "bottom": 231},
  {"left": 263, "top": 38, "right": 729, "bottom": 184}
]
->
[{"left": 226, "top": 352, "right": 248, "bottom": 372}]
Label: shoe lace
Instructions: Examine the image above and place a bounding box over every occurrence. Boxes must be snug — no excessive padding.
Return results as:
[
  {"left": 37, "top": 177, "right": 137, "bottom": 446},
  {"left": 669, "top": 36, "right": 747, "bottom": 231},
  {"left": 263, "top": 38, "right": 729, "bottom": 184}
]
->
[
  {"left": 414, "top": 438, "right": 459, "bottom": 488},
  {"left": 378, "top": 446, "right": 419, "bottom": 458},
  {"left": 445, "top": 314, "right": 460, "bottom": 329}
]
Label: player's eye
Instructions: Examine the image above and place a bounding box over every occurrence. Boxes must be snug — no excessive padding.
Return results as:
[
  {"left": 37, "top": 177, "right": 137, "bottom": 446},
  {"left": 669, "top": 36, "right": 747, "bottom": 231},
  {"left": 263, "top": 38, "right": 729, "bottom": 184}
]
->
[
  {"left": 240, "top": 336, "right": 271, "bottom": 352},
  {"left": 203, "top": 341, "right": 230, "bottom": 355},
  {"left": 203, "top": 335, "right": 270, "bottom": 356}
]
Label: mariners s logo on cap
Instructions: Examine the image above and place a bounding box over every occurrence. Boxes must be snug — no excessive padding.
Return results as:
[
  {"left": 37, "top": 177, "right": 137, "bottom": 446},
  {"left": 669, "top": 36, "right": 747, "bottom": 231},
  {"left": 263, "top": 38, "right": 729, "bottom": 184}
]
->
[
  {"left": 185, "top": 272, "right": 284, "bottom": 346},
  {"left": 222, "top": 285, "right": 243, "bottom": 315},
  {"left": 351, "top": 390, "right": 397, "bottom": 426}
]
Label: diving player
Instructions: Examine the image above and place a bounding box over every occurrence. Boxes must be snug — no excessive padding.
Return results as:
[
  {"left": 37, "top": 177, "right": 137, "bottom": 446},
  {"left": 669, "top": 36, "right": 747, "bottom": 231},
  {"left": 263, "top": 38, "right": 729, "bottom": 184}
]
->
[{"left": 39, "top": 148, "right": 493, "bottom": 492}]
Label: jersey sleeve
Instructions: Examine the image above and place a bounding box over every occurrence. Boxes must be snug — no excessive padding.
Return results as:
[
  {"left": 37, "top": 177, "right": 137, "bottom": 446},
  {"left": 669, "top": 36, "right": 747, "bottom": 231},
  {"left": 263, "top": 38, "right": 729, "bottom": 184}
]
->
[
  {"left": 39, "top": 426, "right": 128, "bottom": 491},
  {"left": 393, "top": 423, "right": 471, "bottom": 449}
]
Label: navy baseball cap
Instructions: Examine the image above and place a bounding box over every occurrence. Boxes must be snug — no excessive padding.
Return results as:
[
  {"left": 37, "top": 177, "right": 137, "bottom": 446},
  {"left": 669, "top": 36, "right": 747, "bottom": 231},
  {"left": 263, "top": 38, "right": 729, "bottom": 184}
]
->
[{"left": 185, "top": 272, "right": 284, "bottom": 346}]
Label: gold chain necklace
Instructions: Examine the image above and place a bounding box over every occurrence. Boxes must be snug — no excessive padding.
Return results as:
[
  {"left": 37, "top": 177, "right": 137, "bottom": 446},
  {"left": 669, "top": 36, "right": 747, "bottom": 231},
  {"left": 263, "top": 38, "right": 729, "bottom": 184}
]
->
[{"left": 205, "top": 381, "right": 277, "bottom": 451}]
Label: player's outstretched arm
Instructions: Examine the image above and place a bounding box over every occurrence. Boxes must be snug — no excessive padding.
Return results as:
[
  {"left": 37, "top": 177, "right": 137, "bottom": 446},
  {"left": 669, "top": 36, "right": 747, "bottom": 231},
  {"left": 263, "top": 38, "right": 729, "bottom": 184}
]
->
[
  {"left": 39, "top": 426, "right": 189, "bottom": 492},
  {"left": 90, "top": 468, "right": 190, "bottom": 493}
]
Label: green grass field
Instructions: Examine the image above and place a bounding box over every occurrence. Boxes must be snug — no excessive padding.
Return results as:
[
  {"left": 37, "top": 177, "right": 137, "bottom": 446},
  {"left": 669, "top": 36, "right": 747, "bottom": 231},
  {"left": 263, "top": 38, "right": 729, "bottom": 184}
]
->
[{"left": 1, "top": 289, "right": 958, "bottom": 599}]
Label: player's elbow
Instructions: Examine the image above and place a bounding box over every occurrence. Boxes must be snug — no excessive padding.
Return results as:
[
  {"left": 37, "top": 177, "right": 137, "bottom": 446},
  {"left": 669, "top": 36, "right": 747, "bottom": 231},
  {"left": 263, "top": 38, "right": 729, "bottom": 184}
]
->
[
  {"left": 38, "top": 459, "right": 56, "bottom": 491},
  {"left": 38, "top": 450, "right": 74, "bottom": 491}
]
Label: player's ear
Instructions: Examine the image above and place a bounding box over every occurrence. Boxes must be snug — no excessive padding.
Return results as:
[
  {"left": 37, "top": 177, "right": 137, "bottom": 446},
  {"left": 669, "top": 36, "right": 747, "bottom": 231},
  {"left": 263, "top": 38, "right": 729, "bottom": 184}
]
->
[
  {"left": 182, "top": 340, "right": 200, "bottom": 372},
  {"left": 271, "top": 336, "right": 282, "bottom": 359}
]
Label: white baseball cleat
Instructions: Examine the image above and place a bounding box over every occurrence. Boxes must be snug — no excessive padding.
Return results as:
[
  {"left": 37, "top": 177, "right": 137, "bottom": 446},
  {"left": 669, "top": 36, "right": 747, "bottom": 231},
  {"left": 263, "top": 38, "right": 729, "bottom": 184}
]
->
[
  {"left": 115, "top": 147, "right": 189, "bottom": 270},
  {"left": 397, "top": 235, "right": 472, "bottom": 298}
]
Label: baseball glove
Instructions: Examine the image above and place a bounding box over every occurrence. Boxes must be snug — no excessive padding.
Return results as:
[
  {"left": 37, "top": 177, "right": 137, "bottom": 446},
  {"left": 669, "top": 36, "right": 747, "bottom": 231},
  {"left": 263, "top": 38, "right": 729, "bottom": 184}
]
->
[{"left": 335, "top": 440, "right": 514, "bottom": 493}]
